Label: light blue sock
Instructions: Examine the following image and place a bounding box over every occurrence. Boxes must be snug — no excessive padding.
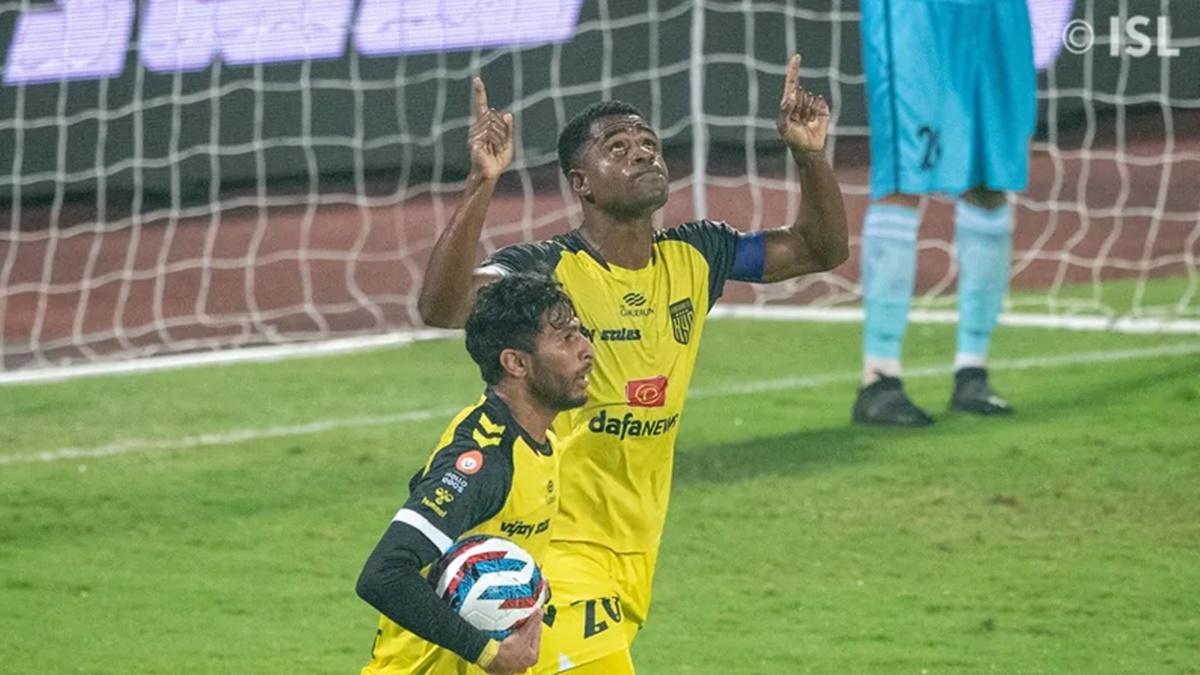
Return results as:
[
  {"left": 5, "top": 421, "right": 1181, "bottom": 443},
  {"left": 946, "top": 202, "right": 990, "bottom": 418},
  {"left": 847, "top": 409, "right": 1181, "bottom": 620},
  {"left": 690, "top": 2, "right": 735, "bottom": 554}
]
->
[
  {"left": 954, "top": 201, "right": 1013, "bottom": 363},
  {"left": 862, "top": 203, "right": 920, "bottom": 365}
]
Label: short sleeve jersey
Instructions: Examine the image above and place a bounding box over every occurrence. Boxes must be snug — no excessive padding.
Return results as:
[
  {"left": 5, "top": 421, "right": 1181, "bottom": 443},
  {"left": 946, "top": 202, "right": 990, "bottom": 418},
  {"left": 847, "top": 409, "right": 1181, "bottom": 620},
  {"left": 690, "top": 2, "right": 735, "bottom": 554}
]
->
[{"left": 483, "top": 221, "right": 738, "bottom": 553}]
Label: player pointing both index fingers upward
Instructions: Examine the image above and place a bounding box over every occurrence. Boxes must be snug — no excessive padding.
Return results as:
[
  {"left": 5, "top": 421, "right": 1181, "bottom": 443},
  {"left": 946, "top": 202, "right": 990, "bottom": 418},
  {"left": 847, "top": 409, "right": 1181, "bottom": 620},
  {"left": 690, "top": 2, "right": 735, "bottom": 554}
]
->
[{"left": 415, "top": 53, "right": 848, "bottom": 673}]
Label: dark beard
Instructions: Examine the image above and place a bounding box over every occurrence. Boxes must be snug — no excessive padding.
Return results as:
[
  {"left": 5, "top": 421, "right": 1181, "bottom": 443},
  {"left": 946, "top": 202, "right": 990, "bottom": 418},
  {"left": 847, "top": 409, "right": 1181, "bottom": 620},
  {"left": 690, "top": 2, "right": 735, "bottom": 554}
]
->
[{"left": 529, "top": 369, "right": 587, "bottom": 411}]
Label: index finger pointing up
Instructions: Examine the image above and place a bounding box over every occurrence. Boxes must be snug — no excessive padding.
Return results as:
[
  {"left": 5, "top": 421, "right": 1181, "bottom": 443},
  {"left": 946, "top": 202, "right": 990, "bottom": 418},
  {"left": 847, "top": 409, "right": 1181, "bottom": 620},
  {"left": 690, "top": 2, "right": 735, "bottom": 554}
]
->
[
  {"left": 781, "top": 53, "right": 801, "bottom": 104},
  {"left": 473, "top": 77, "right": 490, "bottom": 119}
]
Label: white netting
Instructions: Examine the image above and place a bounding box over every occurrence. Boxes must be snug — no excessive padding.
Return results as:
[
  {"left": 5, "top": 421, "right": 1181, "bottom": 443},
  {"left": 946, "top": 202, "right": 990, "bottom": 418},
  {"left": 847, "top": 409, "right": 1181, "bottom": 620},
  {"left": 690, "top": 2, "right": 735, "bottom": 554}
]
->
[{"left": 0, "top": 0, "right": 1197, "bottom": 373}]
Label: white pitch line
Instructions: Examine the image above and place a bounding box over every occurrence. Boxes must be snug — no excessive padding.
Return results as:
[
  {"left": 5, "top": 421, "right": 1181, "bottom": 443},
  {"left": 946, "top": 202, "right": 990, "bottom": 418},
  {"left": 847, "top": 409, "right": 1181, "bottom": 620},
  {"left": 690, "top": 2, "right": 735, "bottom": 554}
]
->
[
  {"left": 710, "top": 305, "right": 1200, "bottom": 335},
  {"left": 691, "top": 341, "right": 1200, "bottom": 397},
  {"left": 5, "top": 308, "right": 1198, "bottom": 387},
  {"left": 0, "top": 408, "right": 459, "bottom": 466},
  {"left": 0, "top": 329, "right": 457, "bottom": 386},
  {"left": 3, "top": 342, "right": 1198, "bottom": 467}
]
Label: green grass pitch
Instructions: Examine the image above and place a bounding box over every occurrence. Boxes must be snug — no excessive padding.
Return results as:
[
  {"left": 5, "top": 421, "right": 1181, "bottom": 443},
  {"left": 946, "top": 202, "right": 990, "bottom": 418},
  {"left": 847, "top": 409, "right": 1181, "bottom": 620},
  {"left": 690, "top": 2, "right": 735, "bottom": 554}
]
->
[{"left": 2, "top": 319, "right": 1198, "bottom": 674}]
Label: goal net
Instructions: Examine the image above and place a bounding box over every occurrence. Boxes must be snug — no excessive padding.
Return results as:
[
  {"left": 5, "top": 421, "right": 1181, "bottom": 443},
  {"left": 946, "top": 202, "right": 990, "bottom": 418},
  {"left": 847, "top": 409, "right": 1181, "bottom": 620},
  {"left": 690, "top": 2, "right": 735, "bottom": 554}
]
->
[{"left": 1, "top": 0, "right": 1197, "bottom": 375}]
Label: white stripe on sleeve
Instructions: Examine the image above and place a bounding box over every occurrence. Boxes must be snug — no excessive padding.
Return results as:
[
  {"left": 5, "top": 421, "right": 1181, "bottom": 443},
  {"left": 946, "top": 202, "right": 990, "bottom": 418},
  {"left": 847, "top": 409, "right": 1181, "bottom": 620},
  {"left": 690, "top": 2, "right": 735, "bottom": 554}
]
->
[{"left": 392, "top": 508, "right": 454, "bottom": 554}]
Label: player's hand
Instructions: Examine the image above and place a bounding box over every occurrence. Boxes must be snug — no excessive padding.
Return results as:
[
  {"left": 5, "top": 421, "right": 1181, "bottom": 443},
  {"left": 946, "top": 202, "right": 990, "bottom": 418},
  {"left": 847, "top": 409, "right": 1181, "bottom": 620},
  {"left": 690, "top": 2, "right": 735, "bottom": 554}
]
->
[
  {"left": 469, "top": 77, "right": 515, "bottom": 181},
  {"left": 776, "top": 53, "right": 830, "bottom": 155},
  {"left": 485, "top": 609, "right": 543, "bottom": 674}
]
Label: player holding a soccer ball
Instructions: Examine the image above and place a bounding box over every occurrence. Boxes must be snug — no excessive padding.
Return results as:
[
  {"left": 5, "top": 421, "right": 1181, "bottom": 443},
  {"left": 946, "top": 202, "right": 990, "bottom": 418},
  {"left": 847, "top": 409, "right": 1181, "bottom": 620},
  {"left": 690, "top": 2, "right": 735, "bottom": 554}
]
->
[
  {"left": 356, "top": 273, "right": 593, "bottom": 674},
  {"left": 417, "top": 55, "right": 847, "bottom": 673}
]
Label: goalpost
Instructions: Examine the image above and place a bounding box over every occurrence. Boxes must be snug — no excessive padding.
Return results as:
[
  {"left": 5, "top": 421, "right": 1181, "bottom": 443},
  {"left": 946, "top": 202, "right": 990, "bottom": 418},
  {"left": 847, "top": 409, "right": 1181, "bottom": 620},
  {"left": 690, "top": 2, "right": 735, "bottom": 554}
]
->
[{"left": 0, "top": 0, "right": 1196, "bottom": 378}]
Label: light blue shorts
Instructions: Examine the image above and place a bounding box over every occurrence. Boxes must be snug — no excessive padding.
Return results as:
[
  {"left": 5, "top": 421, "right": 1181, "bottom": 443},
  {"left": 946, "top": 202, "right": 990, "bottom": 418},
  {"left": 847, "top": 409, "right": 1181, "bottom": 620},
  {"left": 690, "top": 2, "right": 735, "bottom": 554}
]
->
[{"left": 861, "top": 0, "right": 1037, "bottom": 199}]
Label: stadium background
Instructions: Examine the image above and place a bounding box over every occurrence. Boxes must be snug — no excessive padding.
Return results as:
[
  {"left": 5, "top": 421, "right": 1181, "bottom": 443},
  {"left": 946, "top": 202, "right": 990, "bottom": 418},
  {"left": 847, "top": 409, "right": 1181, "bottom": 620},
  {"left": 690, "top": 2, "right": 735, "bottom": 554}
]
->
[
  {"left": 1, "top": 0, "right": 1196, "bottom": 374},
  {"left": 1, "top": 2, "right": 1199, "bottom": 673}
]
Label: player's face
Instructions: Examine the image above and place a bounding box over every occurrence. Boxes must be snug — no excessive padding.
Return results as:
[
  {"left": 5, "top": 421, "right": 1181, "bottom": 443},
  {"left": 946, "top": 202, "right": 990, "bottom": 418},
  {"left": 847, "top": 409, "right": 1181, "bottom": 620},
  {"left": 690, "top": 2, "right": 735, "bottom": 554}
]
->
[
  {"left": 526, "top": 305, "right": 594, "bottom": 411},
  {"left": 577, "top": 115, "right": 669, "bottom": 217}
]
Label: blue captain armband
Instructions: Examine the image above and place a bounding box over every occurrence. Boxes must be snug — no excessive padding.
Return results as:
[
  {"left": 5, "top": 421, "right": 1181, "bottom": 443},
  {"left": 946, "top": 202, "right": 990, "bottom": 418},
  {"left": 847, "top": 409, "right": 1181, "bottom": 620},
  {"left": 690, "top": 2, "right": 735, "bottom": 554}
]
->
[{"left": 731, "top": 231, "right": 765, "bottom": 282}]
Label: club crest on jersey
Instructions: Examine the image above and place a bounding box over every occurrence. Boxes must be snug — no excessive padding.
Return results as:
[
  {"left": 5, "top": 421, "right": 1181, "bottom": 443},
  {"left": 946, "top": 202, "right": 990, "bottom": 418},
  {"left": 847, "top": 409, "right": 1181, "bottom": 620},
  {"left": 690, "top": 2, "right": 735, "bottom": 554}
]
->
[
  {"left": 455, "top": 450, "right": 484, "bottom": 475},
  {"left": 625, "top": 375, "right": 668, "bottom": 408},
  {"left": 669, "top": 298, "right": 695, "bottom": 345}
]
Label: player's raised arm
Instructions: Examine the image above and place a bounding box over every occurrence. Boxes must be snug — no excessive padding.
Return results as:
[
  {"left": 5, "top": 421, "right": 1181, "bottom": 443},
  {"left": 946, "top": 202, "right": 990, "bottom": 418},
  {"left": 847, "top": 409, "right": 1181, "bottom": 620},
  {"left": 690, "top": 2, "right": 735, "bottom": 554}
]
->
[
  {"left": 759, "top": 53, "right": 850, "bottom": 282},
  {"left": 417, "top": 77, "right": 515, "bottom": 328}
]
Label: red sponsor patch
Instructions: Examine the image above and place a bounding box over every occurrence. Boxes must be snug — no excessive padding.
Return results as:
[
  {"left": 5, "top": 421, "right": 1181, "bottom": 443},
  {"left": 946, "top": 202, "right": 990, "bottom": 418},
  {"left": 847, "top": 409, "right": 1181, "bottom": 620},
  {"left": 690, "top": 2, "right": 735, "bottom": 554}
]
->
[
  {"left": 626, "top": 375, "right": 668, "bottom": 408},
  {"left": 455, "top": 450, "right": 484, "bottom": 475}
]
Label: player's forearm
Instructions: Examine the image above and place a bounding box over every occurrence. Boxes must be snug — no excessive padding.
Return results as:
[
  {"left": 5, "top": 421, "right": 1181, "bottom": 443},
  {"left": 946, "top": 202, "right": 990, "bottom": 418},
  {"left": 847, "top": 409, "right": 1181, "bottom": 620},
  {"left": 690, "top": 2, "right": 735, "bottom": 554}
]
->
[
  {"left": 417, "top": 172, "right": 498, "bottom": 328},
  {"left": 792, "top": 150, "right": 850, "bottom": 270},
  {"left": 356, "top": 525, "right": 491, "bottom": 662}
]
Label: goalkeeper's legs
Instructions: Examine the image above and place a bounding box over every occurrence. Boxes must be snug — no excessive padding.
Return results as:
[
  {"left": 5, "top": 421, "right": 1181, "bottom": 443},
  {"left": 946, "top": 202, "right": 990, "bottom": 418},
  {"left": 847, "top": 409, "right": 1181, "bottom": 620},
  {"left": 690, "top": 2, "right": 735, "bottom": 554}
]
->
[
  {"left": 854, "top": 197, "right": 934, "bottom": 427},
  {"left": 861, "top": 199, "right": 919, "bottom": 381},
  {"left": 950, "top": 188, "right": 1014, "bottom": 415}
]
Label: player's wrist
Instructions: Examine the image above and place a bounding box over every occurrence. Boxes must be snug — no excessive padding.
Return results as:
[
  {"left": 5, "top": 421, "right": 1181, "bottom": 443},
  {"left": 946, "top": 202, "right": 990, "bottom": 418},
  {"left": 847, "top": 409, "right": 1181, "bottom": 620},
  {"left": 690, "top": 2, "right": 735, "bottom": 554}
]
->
[
  {"left": 467, "top": 169, "right": 502, "bottom": 186},
  {"left": 474, "top": 638, "right": 502, "bottom": 669},
  {"left": 789, "top": 146, "right": 825, "bottom": 165}
]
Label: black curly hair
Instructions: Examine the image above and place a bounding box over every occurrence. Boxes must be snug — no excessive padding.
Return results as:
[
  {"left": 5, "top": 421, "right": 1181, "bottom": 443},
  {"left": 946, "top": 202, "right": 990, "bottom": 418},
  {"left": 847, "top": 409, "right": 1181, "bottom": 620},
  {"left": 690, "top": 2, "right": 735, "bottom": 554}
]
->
[
  {"left": 556, "top": 100, "right": 646, "bottom": 177},
  {"left": 465, "top": 273, "right": 576, "bottom": 386}
]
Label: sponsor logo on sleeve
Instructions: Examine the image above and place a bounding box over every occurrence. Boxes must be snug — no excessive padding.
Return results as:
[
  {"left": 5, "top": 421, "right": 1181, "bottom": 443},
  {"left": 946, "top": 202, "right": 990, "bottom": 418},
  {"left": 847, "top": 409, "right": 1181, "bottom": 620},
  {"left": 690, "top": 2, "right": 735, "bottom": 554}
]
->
[
  {"left": 455, "top": 450, "right": 484, "bottom": 475},
  {"left": 441, "top": 471, "right": 469, "bottom": 493},
  {"left": 625, "top": 375, "right": 668, "bottom": 408},
  {"left": 421, "top": 487, "right": 456, "bottom": 517}
]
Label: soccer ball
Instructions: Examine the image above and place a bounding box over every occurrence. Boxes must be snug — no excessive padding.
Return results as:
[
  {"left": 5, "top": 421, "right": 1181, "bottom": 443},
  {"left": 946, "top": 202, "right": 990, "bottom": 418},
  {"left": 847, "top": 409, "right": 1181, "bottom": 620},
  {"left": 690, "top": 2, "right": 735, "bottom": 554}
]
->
[{"left": 429, "top": 535, "right": 549, "bottom": 640}]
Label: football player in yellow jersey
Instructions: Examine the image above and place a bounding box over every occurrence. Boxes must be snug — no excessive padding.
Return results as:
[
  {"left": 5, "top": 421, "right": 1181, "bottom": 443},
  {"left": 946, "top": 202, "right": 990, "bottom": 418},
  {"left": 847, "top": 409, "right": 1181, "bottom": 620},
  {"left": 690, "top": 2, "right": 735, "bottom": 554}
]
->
[
  {"left": 418, "top": 54, "right": 849, "bottom": 673},
  {"left": 357, "top": 273, "right": 594, "bottom": 674}
]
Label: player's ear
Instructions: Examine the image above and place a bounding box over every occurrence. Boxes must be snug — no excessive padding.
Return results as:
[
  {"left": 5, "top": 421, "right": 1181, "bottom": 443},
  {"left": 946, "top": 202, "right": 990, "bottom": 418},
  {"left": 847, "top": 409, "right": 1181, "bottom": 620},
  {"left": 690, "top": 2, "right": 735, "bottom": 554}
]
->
[
  {"left": 568, "top": 169, "right": 592, "bottom": 202},
  {"left": 498, "top": 348, "right": 529, "bottom": 380}
]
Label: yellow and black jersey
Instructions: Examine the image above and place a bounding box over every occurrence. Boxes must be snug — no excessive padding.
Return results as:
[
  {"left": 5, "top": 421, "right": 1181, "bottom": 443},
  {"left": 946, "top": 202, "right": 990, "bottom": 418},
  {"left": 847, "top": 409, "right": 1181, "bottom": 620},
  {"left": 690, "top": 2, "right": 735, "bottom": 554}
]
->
[
  {"left": 483, "top": 220, "right": 745, "bottom": 554},
  {"left": 392, "top": 391, "right": 559, "bottom": 555},
  {"left": 359, "top": 390, "right": 560, "bottom": 674}
]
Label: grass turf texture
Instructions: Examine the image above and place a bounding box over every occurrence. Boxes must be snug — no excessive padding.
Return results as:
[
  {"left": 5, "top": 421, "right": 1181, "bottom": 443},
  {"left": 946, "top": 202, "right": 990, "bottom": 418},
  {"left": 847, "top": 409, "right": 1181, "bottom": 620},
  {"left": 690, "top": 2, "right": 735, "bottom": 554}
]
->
[
  {"left": 921, "top": 275, "right": 1200, "bottom": 321},
  {"left": 2, "top": 319, "right": 1198, "bottom": 674}
]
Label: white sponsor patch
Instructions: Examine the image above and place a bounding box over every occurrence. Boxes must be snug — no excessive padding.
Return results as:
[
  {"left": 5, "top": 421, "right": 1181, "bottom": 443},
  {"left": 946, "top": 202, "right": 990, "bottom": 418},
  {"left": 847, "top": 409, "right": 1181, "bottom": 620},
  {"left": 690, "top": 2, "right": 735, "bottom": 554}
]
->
[{"left": 441, "top": 471, "right": 469, "bottom": 494}]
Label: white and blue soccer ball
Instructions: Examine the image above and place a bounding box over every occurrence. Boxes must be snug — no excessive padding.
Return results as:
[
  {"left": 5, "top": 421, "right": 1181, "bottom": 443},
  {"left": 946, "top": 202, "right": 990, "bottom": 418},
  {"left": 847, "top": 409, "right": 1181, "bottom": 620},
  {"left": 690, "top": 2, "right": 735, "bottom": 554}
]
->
[{"left": 430, "top": 535, "right": 549, "bottom": 640}]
